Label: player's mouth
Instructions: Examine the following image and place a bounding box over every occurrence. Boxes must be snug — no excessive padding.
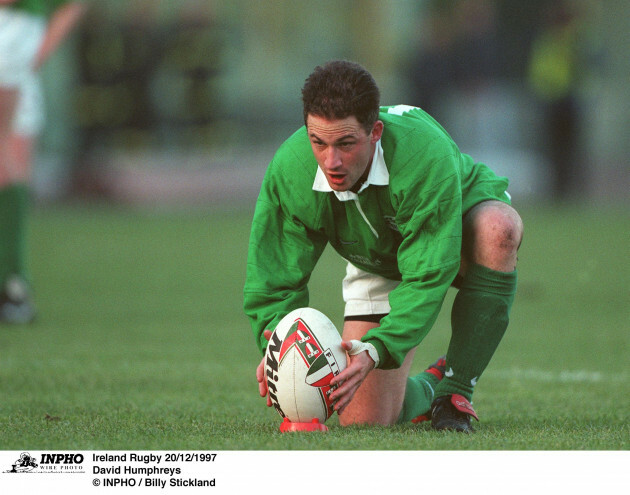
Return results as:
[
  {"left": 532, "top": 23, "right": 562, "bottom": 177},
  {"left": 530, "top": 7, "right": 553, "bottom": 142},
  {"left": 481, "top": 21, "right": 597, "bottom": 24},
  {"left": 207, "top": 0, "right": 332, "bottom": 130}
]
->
[{"left": 327, "top": 173, "right": 346, "bottom": 186}]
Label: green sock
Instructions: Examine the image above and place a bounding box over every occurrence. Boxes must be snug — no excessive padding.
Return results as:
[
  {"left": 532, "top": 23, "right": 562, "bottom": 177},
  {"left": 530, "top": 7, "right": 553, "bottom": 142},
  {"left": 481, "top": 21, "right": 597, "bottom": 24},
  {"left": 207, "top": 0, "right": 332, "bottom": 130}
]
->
[
  {"left": 435, "top": 263, "right": 517, "bottom": 401},
  {"left": 397, "top": 371, "right": 440, "bottom": 423},
  {"left": 0, "top": 183, "right": 29, "bottom": 285}
]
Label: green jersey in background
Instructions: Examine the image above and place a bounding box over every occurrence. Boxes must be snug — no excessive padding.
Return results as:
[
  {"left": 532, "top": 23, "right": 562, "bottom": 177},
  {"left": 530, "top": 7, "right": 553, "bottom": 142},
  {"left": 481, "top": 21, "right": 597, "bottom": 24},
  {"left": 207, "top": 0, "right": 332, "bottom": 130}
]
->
[{"left": 9, "top": 0, "right": 72, "bottom": 18}]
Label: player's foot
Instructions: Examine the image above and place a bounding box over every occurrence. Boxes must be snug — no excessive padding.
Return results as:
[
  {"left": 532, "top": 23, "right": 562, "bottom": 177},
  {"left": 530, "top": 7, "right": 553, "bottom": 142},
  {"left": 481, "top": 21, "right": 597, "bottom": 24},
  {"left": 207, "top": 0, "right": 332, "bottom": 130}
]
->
[
  {"left": 424, "top": 355, "right": 446, "bottom": 380},
  {"left": 430, "top": 394, "right": 478, "bottom": 433},
  {"left": 0, "top": 275, "right": 36, "bottom": 324},
  {"left": 410, "top": 356, "right": 447, "bottom": 424}
]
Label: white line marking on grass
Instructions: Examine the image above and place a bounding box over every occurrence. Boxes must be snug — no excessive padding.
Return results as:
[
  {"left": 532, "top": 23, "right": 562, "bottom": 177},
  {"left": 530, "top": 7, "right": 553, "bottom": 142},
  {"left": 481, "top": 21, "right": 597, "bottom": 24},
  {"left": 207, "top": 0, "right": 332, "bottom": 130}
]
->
[{"left": 496, "top": 368, "right": 629, "bottom": 383}]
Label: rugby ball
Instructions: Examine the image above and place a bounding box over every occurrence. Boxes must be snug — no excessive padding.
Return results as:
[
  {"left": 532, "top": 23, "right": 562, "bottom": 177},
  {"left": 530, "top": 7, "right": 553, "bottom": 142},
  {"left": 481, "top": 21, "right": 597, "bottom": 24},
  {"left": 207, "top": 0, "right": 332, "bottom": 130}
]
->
[{"left": 264, "top": 307, "right": 346, "bottom": 423}]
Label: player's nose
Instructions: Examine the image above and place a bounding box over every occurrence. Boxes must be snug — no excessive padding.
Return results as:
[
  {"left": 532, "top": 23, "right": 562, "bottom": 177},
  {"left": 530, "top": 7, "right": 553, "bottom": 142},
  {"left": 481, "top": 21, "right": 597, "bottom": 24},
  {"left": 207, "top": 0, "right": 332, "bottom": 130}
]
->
[{"left": 324, "top": 147, "right": 342, "bottom": 170}]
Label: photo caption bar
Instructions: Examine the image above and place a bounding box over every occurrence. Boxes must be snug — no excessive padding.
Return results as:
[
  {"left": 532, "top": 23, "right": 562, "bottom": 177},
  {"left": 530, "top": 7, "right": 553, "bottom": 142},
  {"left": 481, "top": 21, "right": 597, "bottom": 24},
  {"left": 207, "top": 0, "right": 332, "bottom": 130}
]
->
[{"left": 0, "top": 450, "right": 226, "bottom": 493}]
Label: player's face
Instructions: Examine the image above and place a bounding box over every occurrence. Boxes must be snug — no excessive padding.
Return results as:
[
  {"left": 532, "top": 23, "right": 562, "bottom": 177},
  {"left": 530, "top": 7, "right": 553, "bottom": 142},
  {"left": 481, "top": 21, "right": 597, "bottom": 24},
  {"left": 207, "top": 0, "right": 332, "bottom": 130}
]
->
[{"left": 307, "top": 114, "right": 383, "bottom": 192}]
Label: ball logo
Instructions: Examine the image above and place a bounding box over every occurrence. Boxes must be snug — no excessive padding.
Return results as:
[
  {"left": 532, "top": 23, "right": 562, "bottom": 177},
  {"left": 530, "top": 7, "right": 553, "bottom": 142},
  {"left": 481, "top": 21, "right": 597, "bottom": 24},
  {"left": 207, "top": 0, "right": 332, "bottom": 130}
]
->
[
  {"left": 266, "top": 317, "right": 342, "bottom": 420},
  {"left": 265, "top": 330, "right": 285, "bottom": 418},
  {"left": 277, "top": 318, "right": 321, "bottom": 364},
  {"left": 305, "top": 349, "right": 340, "bottom": 387}
]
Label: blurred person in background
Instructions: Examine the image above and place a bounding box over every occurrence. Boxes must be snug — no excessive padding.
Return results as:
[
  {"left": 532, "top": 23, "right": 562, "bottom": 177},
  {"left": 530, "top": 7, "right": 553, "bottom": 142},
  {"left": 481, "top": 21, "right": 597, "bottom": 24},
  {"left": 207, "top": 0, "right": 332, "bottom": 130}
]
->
[
  {"left": 527, "top": 1, "right": 585, "bottom": 199},
  {"left": 406, "top": 3, "right": 456, "bottom": 118},
  {"left": 407, "top": 0, "right": 501, "bottom": 122},
  {"left": 0, "top": 0, "right": 85, "bottom": 324}
]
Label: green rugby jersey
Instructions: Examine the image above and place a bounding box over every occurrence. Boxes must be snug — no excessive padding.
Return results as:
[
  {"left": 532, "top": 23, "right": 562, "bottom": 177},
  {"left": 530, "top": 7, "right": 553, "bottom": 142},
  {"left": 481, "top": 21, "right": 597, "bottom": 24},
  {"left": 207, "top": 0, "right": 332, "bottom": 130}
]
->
[{"left": 244, "top": 105, "right": 510, "bottom": 369}]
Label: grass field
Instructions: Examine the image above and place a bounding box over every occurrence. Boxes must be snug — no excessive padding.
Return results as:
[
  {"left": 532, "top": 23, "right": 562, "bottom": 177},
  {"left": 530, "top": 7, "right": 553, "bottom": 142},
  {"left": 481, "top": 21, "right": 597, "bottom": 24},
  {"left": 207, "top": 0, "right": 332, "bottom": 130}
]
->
[{"left": 0, "top": 201, "right": 628, "bottom": 451}]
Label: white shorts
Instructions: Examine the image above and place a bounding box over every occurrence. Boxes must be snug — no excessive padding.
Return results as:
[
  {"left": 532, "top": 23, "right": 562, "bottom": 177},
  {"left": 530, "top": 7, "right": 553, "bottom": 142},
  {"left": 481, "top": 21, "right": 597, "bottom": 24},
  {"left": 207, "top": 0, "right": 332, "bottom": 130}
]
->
[
  {"left": 342, "top": 263, "right": 400, "bottom": 317},
  {"left": 0, "top": 9, "right": 46, "bottom": 136}
]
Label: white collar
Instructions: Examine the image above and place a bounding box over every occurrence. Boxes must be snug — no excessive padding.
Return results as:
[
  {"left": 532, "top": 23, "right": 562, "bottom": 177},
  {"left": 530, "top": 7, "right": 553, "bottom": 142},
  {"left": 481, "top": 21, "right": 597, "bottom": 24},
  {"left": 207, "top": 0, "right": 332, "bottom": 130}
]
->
[{"left": 312, "top": 139, "right": 388, "bottom": 201}]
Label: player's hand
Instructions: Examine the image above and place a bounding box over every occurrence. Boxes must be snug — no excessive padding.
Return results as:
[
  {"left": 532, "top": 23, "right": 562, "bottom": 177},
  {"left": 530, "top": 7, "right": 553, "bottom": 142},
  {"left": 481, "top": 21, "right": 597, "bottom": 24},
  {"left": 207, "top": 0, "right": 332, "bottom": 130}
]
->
[
  {"left": 256, "top": 330, "right": 273, "bottom": 407},
  {"left": 328, "top": 340, "right": 376, "bottom": 415}
]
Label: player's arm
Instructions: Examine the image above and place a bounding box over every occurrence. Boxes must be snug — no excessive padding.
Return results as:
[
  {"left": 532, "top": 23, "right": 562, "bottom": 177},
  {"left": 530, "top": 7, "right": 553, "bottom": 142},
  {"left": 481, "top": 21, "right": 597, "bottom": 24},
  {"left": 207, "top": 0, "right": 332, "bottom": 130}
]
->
[
  {"left": 246, "top": 198, "right": 326, "bottom": 404},
  {"left": 362, "top": 153, "right": 463, "bottom": 369},
  {"left": 244, "top": 164, "right": 327, "bottom": 403},
  {"left": 33, "top": 2, "right": 87, "bottom": 70},
  {"left": 244, "top": 199, "right": 327, "bottom": 354}
]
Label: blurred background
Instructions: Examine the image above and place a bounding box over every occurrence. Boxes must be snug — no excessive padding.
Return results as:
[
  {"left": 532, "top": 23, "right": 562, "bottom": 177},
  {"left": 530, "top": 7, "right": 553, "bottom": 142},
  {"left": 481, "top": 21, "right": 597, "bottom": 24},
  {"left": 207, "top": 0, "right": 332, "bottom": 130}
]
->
[{"left": 33, "top": 0, "right": 628, "bottom": 206}]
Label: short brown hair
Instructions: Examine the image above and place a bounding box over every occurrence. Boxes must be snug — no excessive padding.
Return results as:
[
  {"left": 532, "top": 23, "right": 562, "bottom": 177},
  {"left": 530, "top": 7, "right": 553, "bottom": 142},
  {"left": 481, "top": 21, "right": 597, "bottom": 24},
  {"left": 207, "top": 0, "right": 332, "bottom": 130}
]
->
[{"left": 301, "top": 60, "right": 380, "bottom": 132}]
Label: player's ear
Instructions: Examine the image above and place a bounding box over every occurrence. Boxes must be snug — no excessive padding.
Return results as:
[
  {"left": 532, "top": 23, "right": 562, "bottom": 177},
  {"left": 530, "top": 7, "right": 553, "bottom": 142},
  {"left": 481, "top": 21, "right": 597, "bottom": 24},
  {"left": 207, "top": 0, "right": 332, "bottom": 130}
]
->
[{"left": 370, "top": 120, "right": 384, "bottom": 144}]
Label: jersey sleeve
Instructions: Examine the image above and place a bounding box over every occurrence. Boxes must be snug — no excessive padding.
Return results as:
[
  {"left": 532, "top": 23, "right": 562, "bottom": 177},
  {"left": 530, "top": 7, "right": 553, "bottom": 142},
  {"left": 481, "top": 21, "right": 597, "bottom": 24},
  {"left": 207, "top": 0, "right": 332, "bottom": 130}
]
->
[
  {"left": 362, "top": 150, "right": 463, "bottom": 369},
  {"left": 243, "top": 163, "right": 328, "bottom": 355}
]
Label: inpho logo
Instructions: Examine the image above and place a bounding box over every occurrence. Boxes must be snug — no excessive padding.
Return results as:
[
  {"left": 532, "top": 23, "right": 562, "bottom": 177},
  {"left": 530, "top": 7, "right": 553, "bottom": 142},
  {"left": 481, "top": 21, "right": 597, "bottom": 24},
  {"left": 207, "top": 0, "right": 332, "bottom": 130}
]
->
[
  {"left": 4, "top": 452, "right": 85, "bottom": 474},
  {"left": 7, "top": 452, "right": 38, "bottom": 473},
  {"left": 40, "top": 453, "right": 84, "bottom": 465}
]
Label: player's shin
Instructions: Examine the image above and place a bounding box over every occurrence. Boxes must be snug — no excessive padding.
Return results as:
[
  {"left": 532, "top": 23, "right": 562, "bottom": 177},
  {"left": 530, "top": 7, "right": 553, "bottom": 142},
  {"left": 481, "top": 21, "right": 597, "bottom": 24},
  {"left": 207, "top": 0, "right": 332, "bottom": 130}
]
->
[{"left": 435, "top": 263, "right": 517, "bottom": 401}]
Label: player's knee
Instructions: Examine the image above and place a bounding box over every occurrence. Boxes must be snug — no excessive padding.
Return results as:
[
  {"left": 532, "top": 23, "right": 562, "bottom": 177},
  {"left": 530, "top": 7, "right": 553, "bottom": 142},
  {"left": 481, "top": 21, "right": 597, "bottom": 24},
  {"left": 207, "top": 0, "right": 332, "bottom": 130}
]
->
[
  {"left": 483, "top": 207, "right": 522, "bottom": 251},
  {"left": 464, "top": 202, "right": 523, "bottom": 269}
]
